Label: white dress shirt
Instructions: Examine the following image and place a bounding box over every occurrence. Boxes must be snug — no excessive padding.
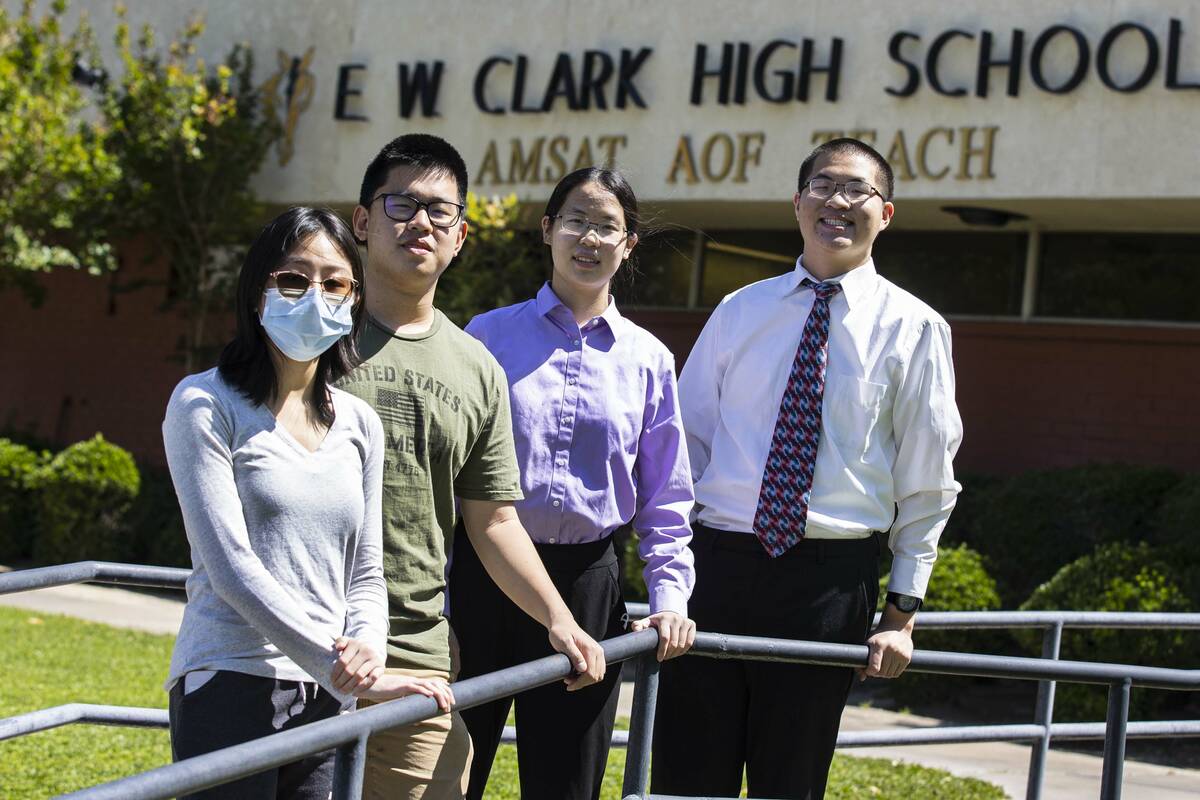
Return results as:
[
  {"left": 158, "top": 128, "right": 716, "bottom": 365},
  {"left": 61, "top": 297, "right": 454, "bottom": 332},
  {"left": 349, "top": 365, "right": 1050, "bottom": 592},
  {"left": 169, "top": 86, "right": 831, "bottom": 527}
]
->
[{"left": 679, "top": 257, "right": 963, "bottom": 598}]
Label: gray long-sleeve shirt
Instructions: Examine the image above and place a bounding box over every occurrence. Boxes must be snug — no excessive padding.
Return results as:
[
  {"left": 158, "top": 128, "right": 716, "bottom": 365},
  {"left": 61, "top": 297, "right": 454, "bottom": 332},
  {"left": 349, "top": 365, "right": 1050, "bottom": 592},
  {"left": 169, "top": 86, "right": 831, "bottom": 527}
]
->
[{"left": 162, "top": 368, "right": 387, "bottom": 704}]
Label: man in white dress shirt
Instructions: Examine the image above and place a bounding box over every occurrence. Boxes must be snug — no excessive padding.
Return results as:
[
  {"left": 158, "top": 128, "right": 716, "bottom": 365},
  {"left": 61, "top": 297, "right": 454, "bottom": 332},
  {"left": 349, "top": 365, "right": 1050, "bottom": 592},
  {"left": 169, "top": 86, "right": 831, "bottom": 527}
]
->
[{"left": 651, "top": 138, "right": 963, "bottom": 800}]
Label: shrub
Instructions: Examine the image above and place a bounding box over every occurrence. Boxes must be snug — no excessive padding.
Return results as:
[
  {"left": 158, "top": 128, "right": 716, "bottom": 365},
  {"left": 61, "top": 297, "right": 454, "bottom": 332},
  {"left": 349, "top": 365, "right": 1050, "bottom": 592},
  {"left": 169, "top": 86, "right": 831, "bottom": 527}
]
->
[
  {"left": 31, "top": 434, "right": 140, "bottom": 565},
  {"left": 127, "top": 463, "right": 189, "bottom": 568},
  {"left": 616, "top": 525, "right": 648, "bottom": 603},
  {"left": 0, "top": 438, "right": 46, "bottom": 562},
  {"left": 1019, "top": 542, "right": 1198, "bottom": 722},
  {"left": 881, "top": 544, "right": 1003, "bottom": 705},
  {"left": 963, "top": 464, "right": 1181, "bottom": 606}
]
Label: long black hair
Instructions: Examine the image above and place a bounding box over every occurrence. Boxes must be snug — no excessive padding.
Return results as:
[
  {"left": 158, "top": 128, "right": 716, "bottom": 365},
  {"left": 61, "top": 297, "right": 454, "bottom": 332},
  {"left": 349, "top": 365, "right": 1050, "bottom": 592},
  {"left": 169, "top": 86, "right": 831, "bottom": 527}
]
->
[
  {"left": 543, "top": 167, "right": 643, "bottom": 292},
  {"left": 543, "top": 166, "right": 640, "bottom": 237},
  {"left": 218, "top": 206, "right": 365, "bottom": 427}
]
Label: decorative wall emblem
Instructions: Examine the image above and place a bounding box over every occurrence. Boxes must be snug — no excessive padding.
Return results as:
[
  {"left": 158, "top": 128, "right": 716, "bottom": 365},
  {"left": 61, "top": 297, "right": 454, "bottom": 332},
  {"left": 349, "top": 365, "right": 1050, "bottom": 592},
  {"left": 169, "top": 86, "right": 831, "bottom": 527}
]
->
[{"left": 261, "top": 47, "right": 315, "bottom": 167}]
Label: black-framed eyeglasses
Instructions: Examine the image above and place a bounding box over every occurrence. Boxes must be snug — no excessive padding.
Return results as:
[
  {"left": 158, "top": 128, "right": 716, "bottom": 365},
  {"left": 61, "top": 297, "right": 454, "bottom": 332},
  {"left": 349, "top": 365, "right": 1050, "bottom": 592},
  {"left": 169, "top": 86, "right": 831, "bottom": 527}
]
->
[
  {"left": 554, "top": 214, "right": 628, "bottom": 245},
  {"left": 268, "top": 270, "right": 359, "bottom": 307},
  {"left": 802, "top": 178, "right": 884, "bottom": 204},
  {"left": 371, "top": 192, "right": 465, "bottom": 228}
]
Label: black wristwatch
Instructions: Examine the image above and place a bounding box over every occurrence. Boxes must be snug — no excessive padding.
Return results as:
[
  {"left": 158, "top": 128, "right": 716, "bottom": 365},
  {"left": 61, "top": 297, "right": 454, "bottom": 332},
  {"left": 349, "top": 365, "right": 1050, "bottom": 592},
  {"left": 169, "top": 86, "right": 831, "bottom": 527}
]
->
[{"left": 886, "top": 591, "right": 923, "bottom": 613}]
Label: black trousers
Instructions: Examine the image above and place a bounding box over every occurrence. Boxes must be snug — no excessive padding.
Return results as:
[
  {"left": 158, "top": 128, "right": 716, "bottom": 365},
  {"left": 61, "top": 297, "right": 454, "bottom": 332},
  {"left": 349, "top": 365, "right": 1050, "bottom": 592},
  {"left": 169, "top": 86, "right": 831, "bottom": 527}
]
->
[
  {"left": 449, "top": 525, "right": 626, "bottom": 800},
  {"left": 651, "top": 524, "right": 880, "bottom": 800},
  {"left": 168, "top": 670, "right": 341, "bottom": 800}
]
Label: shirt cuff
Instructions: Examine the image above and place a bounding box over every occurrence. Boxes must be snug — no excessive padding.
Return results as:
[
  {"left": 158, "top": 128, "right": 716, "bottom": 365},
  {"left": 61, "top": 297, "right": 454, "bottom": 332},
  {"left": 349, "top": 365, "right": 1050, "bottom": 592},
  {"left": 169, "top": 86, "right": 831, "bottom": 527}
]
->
[
  {"left": 886, "top": 555, "right": 933, "bottom": 600},
  {"left": 649, "top": 584, "right": 689, "bottom": 618}
]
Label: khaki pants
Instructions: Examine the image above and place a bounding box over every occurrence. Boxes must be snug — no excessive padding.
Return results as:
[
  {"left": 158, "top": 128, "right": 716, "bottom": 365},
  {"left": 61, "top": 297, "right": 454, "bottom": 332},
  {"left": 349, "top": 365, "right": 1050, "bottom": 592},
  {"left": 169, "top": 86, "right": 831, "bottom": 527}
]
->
[{"left": 359, "top": 667, "right": 473, "bottom": 800}]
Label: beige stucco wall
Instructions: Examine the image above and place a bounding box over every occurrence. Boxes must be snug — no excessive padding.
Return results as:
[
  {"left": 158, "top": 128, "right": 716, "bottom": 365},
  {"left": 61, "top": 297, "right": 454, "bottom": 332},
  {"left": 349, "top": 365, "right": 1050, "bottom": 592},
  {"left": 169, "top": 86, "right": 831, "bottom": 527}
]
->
[{"left": 63, "top": 0, "right": 1200, "bottom": 228}]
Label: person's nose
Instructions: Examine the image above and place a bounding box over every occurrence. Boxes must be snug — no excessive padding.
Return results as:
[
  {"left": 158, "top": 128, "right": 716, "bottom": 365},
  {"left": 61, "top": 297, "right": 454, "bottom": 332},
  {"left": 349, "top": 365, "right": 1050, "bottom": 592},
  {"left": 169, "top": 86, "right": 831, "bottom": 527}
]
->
[
  {"left": 578, "top": 225, "right": 602, "bottom": 246},
  {"left": 824, "top": 191, "right": 852, "bottom": 209},
  {"left": 406, "top": 207, "right": 434, "bottom": 234}
]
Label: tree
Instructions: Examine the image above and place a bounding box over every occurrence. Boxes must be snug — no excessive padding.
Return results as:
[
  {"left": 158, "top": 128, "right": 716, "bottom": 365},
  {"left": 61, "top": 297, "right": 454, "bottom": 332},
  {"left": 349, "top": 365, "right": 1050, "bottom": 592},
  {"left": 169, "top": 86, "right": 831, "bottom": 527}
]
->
[
  {"left": 99, "top": 5, "right": 277, "bottom": 371},
  {"left": 437, "top": 193, "right": 546, "bottom": 326},
  {"left": 0, "top": 0, "right": 121, "bottom": 303}
]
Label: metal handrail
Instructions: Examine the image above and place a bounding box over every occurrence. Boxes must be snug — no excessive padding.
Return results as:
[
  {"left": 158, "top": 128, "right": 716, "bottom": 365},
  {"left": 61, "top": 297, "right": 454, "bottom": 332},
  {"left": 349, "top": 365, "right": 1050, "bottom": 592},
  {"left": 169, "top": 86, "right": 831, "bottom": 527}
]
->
[{"left": 4, "top": 562, "right": 1199, "bottom": 800}]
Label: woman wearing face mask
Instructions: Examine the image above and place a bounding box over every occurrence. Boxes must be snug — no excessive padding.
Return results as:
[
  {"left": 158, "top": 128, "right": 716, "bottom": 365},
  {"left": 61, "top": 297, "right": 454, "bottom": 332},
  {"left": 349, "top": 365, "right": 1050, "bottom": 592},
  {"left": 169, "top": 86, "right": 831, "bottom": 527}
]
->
[
  {"left": 449, "top": 168, "right": 697, "bottom": 800},
  {"left": 162, "top": 207, "right": 453, "bottom": 800}
]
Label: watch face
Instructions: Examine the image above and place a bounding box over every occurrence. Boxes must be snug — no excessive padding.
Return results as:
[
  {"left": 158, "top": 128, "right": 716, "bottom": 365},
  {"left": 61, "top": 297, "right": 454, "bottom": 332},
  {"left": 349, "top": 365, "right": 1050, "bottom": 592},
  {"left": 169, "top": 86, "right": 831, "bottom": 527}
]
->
[{"left": 897, "top": 595, "right": 919, "bottom": 612}]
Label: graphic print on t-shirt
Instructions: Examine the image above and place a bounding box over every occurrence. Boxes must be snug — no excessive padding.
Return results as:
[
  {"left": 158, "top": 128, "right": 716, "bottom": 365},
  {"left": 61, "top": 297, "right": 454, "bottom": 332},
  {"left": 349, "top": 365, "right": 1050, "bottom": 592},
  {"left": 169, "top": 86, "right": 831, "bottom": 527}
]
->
[{"left": 375, "top": 386, "right": 426, "bottom": 464}]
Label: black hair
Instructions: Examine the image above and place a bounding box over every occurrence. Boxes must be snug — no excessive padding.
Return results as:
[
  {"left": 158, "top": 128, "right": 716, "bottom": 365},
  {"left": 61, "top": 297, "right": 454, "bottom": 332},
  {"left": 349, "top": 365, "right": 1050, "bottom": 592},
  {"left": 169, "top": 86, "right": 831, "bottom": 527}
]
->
[
  {"left": 358, "top": 133, "right": 469, "bottom": 210},
  {"left": 217, "top": 206, "right": 365, "bottom": 427},
  {"left": 542, "top": 167, "right": 643, "bottom": 293},
  {"left": 797, "top": 137, "right": 895, "bottom": 201},
  {"left": 543, "top": 166, "right": 640, "bottom": 236}
]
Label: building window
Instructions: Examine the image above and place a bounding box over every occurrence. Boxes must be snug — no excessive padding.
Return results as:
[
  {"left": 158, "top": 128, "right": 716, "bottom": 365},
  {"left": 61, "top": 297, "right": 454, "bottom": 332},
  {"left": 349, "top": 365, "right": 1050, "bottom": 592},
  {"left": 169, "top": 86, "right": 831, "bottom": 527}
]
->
[
  {"left": 872, "top": 232, "right": 1026, "bottom": 317},
  {"left": 1037, "top": 234, "right": 1200, "bottom": 323}
]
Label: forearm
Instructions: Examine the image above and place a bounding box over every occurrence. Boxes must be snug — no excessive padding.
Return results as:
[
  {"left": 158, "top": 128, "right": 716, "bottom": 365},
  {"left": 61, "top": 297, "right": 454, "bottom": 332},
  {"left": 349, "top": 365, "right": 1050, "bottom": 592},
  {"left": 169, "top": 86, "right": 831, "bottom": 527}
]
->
[
  {"left": 462, "top": 504, "right": 572, "bottom": 629},
  {"left": 876, "top": 600, "right": 916, "bottom": 635}
]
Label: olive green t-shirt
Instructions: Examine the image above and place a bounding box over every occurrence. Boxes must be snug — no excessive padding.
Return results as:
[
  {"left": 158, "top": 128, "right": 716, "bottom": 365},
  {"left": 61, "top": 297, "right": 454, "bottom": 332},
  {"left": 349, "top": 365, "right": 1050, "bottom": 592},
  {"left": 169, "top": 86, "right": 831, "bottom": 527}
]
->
[{"left": 337, "top": 311, "right": 522, "bottom": 671}]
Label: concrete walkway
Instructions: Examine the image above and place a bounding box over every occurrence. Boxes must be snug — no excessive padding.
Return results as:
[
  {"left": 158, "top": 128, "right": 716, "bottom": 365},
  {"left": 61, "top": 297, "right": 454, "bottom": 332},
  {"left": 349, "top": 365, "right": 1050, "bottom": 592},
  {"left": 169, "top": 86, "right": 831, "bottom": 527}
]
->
[{"left": 4, "top": 579, "right": 1198, "bottom": 798}]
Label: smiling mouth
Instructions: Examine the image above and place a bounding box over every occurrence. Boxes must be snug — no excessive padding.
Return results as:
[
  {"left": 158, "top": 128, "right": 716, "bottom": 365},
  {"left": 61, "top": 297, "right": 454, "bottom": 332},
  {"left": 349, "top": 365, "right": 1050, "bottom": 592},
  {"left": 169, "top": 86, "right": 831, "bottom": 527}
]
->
[
  {"left": 400, "top": 240, "right": 433, "bottom": 253},
  {"left": 819, "top": 217, "right": 854, "bottom": 232},
  {"left": 572, "top": 253, "right": 600, "bottom": 265}
]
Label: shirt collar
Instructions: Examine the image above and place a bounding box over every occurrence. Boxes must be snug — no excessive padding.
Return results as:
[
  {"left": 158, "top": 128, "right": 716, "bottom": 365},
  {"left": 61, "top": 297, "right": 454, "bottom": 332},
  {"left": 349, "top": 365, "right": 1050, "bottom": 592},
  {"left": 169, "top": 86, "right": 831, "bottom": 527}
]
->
[
  {"left": 535, "top": 282, "right": 624, "bottom": 340},
  {"left": 787, "top": 256, "right": 878, "bottom": 309}
]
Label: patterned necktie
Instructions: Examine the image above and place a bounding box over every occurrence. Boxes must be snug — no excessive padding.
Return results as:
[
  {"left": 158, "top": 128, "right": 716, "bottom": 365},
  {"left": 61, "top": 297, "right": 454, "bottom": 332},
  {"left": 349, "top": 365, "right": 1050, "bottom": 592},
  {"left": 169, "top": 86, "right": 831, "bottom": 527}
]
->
[{"left": 753, "top": 279, "right": 842, "bottom": 557}]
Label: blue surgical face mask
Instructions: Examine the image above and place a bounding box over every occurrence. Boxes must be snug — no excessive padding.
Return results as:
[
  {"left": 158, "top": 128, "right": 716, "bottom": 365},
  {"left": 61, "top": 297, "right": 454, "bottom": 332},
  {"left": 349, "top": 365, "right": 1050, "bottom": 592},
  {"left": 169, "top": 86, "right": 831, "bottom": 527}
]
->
[{"left": 259, "top": 288, "right": 354, "bottom": 362}]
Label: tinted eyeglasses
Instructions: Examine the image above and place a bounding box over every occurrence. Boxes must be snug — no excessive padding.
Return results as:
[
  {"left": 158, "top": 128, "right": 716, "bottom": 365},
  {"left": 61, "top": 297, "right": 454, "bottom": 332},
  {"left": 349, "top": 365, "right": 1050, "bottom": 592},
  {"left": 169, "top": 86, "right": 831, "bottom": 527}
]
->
[
  {"left": 371, "top": 192, "right": 465, "bottom": 228},
  {"left": 268, "top": 270, "right": 359, "bottom": 307}
]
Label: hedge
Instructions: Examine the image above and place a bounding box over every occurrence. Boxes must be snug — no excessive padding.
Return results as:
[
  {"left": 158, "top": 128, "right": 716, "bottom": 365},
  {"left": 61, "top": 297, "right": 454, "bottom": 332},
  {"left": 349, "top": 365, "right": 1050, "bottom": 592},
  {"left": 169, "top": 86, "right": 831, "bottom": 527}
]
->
[
  {"left": 880, "top": 544, "right": 1003, "bottom": 705},
  {"left": 1019, "top": 542, "right": 1199, "bottom": 722},
  {"left": 944, "top": 464, "right": 1182, "bottom": 607},
  {"left": 31, "top": 435, "right": 141, "bottom": 565},
  {"left": 0, "top": 439, "right": 46, "bottom": 562}
]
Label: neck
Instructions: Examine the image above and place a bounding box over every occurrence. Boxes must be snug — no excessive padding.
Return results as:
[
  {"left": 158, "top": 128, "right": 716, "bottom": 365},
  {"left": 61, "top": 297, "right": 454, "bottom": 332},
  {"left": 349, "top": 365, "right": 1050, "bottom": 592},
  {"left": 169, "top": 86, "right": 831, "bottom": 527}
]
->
[
  {"left": 365, "top": 273, "right": 438, "bottom": 333},
  {"left": 269, "top": 349, "right": 320, "bottom": 411},
  {"left": 803, "top": 251, "right": 871, "bottom": 282},
  {"left": 551, "top": 276, "right": 610, "bottom": 327}
]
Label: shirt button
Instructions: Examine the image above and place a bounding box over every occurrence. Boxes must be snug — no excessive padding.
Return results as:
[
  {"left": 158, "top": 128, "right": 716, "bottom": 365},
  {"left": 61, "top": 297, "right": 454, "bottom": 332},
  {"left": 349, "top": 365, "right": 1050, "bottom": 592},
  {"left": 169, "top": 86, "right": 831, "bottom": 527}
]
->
[
  {"left": 573, "top": 339, "right": 581, "bottom": 346},
  {"left": 568, "top": 377, "right": 577, "bottom": 385},
  {"left": 562, "top": 417, "right": 571, "bottom": 425},
  {"left": 548, "top": 537, "right": 557, "bottom": 544},
  {"left": 552, "top": 499, "right": 561, "bottom": 507}
]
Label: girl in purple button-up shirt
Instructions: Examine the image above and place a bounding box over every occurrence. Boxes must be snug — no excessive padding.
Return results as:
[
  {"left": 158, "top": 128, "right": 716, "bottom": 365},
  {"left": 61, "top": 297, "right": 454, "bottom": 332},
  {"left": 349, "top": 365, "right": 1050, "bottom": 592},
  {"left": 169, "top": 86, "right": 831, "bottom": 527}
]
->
[{"left": 449, "top": 168, "right": 697, "bottom": 800}]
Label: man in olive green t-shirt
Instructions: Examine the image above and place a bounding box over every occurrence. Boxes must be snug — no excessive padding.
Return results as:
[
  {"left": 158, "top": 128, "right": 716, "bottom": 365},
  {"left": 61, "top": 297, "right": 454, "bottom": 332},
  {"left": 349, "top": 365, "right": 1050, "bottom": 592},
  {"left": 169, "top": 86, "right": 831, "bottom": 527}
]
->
[{"left": 339, "top": 134, "right": 606, "bottom": 800}]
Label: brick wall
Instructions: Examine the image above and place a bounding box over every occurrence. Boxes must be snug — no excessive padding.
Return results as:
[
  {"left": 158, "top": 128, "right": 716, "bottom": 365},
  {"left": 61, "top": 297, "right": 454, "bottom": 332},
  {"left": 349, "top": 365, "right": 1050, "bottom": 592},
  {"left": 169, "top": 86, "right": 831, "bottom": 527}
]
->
[
  {"left": 1, "top": 277, "right": 1196, "bottom": 476},
  {"left": 627, "top": 309, "right": 1200, "bottom": 475}
]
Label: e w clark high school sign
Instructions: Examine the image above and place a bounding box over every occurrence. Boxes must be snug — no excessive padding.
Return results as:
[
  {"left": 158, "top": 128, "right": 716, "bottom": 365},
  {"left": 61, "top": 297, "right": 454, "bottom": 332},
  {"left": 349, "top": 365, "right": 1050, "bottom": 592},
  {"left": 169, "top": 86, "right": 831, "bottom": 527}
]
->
[{"left": 322, "top": 18, "right": 1198, "bottom": 189}]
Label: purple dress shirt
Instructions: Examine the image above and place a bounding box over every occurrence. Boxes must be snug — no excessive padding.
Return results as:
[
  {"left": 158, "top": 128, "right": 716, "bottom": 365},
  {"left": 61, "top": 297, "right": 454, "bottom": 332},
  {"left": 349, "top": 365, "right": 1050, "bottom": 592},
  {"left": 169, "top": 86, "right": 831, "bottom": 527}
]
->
[{"left": 466, "top": 283, "right": 695, "bottom": 616}]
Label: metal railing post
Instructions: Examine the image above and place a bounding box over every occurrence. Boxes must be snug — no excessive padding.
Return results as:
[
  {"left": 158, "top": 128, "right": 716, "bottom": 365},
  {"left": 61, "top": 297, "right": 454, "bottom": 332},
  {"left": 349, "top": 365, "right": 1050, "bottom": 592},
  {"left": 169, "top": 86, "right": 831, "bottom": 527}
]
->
[
  {"left": 331, "top": 733, "right": 368, "bottom": 800},
  {"left": 621, "top": 650, "right": 661, "bottom": 800},
  {"left": 1100, "top": 678, "right": 1132, "bottom": 800},
  {"left": 1026, "top": 621, "right": 1063, "bottom": 800}
]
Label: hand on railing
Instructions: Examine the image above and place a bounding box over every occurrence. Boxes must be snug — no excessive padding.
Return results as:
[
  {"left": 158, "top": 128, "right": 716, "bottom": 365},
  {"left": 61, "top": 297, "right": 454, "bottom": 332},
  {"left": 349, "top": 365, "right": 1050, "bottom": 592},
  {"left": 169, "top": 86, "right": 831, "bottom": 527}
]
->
[
  {"left": 629, "top": 612, "right": 697, "bottom": 661},
  {"left": 331, "top": 636, "right": 386, "bottom": 695},
  {"left": 354, "top": 673, "right": 455, "bottom": 710},
  {"left": 547, "top": 616, "right": 607, "bottom": 691}
]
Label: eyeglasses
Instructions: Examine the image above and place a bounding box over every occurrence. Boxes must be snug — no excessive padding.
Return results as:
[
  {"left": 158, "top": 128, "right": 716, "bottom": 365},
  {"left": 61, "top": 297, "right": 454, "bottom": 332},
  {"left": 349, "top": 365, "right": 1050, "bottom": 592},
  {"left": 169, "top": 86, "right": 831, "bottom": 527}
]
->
[
  {"left": 555, "top": 214, "right": 628, "bottom": 245},
  {"left": 268, "top": 270, "right": 359, "bottom": 307},
  {"left": 371, "top": 192, "right": 465, "bottom": 228},
  {"left": 803, "top": 178, "right": 884, "bottom": 204}
]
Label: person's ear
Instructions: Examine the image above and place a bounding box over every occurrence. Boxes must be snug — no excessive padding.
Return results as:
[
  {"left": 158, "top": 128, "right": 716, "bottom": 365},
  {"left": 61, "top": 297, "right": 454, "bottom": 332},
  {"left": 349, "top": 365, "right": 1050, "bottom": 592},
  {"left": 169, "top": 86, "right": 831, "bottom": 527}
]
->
[
  {"left": 623, "top": 232, "right": 639, "bottom": 260},
  {"left": 541, "top": 216, "right": 553, "bottom": 246},
  {"left": 879, "top": 201, "right": 895, "bottom": 231},
  {"left": 451, "top": 220, "right": 469, "bottom": 257},
  {"left": 352, "top": 205, "right": 370, "bottom": 246}
]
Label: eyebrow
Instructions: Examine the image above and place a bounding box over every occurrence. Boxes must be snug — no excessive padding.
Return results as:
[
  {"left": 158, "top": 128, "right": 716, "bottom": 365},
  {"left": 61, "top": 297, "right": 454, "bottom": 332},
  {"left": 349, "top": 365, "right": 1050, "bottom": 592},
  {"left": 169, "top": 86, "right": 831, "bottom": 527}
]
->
[
  {"left": 813, "top": 170, "right": 872, "bottom": 183},
  {"left": 386, "top": 189, "right": 457, "bottom": 205},
  {"left": 565, "top": 205, "right": 619, "bottom": 222}
]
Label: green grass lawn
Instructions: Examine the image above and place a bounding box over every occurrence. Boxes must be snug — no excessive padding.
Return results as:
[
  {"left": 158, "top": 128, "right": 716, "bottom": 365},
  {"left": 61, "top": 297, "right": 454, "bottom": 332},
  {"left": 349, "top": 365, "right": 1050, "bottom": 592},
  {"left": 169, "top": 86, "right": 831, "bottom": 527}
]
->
[{"left": 0, "top": 606, "right": 1005, "bottom": 799}]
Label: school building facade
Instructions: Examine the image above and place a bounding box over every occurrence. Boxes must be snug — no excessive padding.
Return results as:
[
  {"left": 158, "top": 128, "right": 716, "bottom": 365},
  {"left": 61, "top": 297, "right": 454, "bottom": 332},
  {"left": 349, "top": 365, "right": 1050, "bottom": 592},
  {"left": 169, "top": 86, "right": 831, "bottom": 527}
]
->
[{"left": 2, "top": 0, "right": 1198, "bottom": 474}]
